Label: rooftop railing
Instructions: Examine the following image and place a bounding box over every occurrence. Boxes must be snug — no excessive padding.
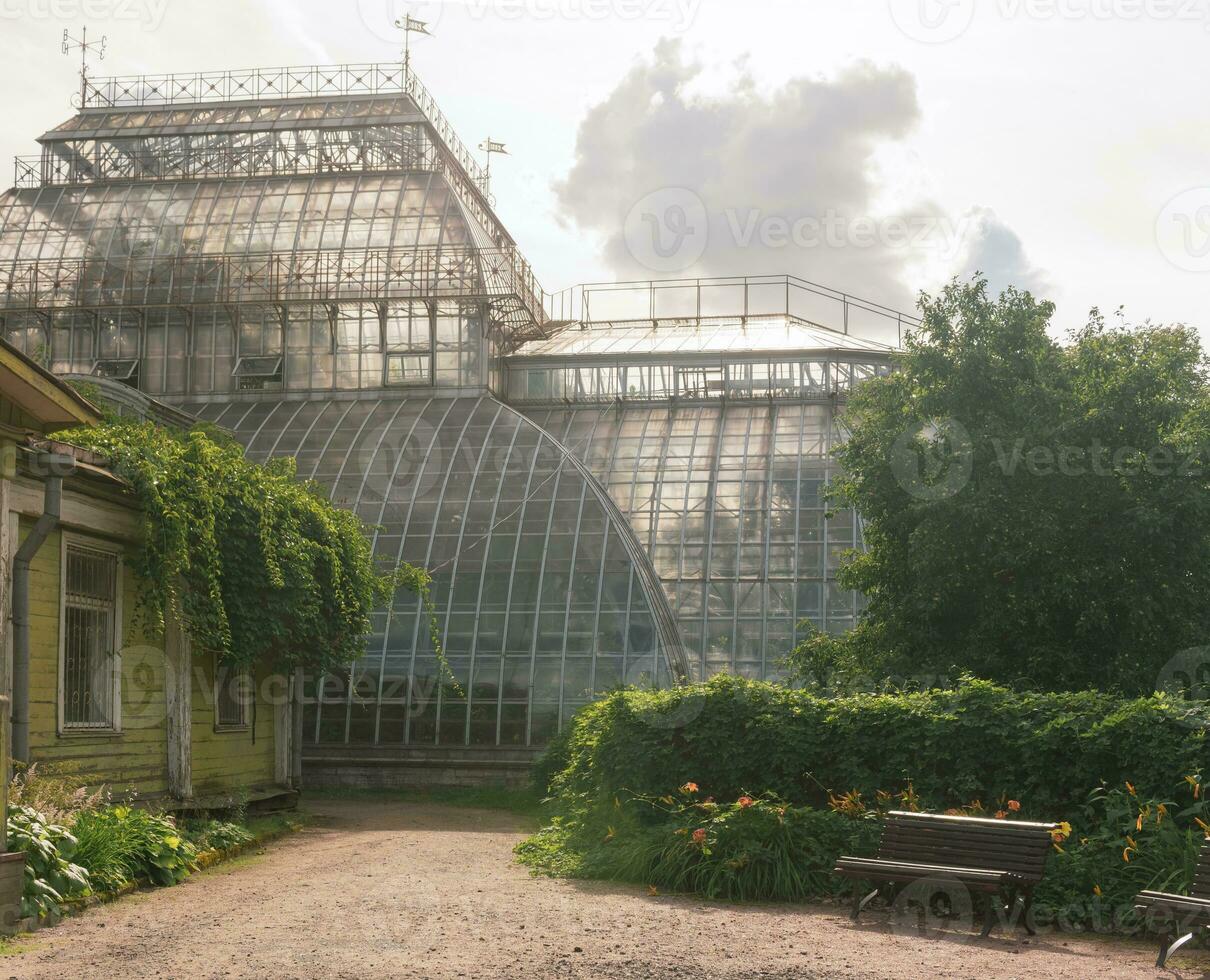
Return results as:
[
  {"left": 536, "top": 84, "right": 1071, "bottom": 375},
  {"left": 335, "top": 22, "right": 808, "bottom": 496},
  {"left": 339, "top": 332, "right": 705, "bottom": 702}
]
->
[
  {"left": 77, "top": 63, "right": 492, "bottom": 192},
  {"left": 544, "top": 275, "right": 921, "bottom": 347}
]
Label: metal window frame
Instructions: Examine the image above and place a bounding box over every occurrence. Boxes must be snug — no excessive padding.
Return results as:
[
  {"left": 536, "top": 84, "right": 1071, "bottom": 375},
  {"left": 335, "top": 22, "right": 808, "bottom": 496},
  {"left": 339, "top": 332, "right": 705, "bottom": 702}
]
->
[
  {"left": 213, "top": 653, "right": 252, "bottom": 732},
  {"left": 58, "top": 534, "right": 123, "bottom": 736}
]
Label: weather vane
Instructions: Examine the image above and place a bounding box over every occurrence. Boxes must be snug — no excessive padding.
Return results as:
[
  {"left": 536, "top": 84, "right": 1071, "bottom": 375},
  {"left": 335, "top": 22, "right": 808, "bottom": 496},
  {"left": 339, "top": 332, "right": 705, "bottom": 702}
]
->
[
  {"left": 479, "top": 138, "right": 509, "bottom": 186},
  {"left": 62, "top": 26, "right": 107, "bottom": 108},
  {"left": 395, "top": 12, "right": 431, "bottom": 78}
]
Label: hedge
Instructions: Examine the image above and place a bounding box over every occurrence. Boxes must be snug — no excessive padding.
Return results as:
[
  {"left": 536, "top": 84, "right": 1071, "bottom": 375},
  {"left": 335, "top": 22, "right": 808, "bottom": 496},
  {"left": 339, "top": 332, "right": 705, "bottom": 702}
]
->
[{"left": 536, "top": 675, "right": 1209, "bottom": 818}]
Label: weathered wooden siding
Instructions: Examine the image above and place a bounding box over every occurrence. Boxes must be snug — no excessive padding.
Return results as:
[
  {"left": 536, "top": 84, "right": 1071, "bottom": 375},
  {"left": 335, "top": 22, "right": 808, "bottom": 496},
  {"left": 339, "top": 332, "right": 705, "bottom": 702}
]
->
[
  {"left": 15, "top": 509, "right": 285, "bottom": 803},
  {"left": 189, "top": 657, "right": 278, "bottom": 799},
  {"left": 22, "top": 522, "right": 171, "bottom": 798}
]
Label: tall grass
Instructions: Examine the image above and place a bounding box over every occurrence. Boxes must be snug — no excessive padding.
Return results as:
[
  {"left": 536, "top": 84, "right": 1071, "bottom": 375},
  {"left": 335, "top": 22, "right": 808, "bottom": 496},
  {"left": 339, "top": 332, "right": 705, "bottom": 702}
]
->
[{"left": 72, "top": 807, "right": 196, "bottom": 892}]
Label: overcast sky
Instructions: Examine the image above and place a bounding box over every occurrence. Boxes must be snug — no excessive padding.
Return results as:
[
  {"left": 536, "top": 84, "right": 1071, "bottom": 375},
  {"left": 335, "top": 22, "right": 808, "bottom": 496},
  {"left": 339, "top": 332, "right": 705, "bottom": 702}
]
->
[{"left": 1, "top": 0, "right": 1206, "bottom": 342}]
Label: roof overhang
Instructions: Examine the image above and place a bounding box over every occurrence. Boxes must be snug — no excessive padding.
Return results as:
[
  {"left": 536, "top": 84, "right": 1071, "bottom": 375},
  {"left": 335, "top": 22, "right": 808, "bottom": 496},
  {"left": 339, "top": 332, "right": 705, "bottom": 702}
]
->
[{"left": 0, "top": 337, "right": 102, "bottom": 434}]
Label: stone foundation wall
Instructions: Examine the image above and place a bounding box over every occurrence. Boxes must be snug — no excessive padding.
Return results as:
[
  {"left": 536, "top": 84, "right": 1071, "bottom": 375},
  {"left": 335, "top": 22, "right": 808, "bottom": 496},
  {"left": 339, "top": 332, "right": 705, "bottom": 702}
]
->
[{"left": 302, "top": 746, "right": 541, "bottom": 790}]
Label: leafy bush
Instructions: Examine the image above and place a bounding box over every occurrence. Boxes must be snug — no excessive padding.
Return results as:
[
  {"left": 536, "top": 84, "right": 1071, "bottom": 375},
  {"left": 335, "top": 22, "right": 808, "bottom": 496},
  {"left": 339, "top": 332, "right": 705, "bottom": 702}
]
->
[
  {"left": 528, "top": 676, "right": 1210, "bottom": 932},
  {"left": 72, "top": 807, "right": 196, "bottom": 892},
  {"left": 518, "top": 786, "right": 881, "bottom": 902},
  {"left": 7, "top": 806, "right": 91, "bottom": 920},
  {"left": 1035, "top": 780, "right": 1210, "bottom": 929},
  {"left": 181, "top": 819, "right": 254, "bottom": 854},
  {"left": 539, "top": 676, "right": 1208, "bottom": 818}
]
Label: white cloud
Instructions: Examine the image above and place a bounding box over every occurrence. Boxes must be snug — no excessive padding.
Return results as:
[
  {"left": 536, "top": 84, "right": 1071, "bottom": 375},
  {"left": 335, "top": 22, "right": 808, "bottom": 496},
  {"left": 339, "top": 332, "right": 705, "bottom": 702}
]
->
[
  {"left": 951, "top": 206, "right": 1050, "bottom": 298},
  {"left": 554, "top": 39, "right": 927, "bottom": 312}
]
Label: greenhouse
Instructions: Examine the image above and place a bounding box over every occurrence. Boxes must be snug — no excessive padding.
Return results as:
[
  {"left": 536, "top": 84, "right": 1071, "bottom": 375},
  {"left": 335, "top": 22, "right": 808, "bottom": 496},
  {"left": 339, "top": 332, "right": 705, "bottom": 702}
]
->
[{"left": 0, "top": 62, "right": 915, "bottom": 774}]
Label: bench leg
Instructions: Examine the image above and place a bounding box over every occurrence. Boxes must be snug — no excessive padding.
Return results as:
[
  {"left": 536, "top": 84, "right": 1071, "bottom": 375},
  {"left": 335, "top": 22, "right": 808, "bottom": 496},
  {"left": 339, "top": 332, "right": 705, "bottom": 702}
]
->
[
  {"left": 1159, "top": 929, "right": 1196, "bottom": 968},
  {"left": 981, "top": 892, "right": 1010, "bottom": 939},
  {"left": 1002, "top": 888, "right": 1033, "bottom": 935},
  {"left": 850, "top": 886, "right": 880, "bottom": 922},
  {"left": 1020, "top": 890, "right": 1036, "bottom": 936}
]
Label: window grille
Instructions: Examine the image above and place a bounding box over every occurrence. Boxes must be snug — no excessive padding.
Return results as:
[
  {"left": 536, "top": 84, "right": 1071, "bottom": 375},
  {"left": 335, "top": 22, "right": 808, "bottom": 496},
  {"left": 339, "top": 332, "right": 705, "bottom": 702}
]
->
[
  {"left": 215, "top": 661, "right": 251, "bottom": 729},
  {"left": 62, "top": 546, "right": 119, "bottom": 730}
]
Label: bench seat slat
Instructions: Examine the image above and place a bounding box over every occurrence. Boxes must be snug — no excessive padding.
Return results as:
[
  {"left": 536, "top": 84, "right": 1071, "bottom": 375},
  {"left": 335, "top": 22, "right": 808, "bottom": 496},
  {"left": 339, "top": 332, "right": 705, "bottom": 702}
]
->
[
  {"left": 883, "top": 824, "right": 1054, "bottom": 845},
  {"left": 881, "top": 842, "right": 1051, "bottom": 861},
  {"left": 1137, "top": 890, "right": 1210, "bottom": 906},
  {"left": 883, "top": 834, "right": 1052, "bottom": 854},
  {"left": 835, "top": 857, "right": 1014, "bottom": 884}
]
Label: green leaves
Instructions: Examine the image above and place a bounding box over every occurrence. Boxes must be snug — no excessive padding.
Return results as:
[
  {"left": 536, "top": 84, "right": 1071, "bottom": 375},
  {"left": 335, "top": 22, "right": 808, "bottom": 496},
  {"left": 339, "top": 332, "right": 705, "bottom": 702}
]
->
[
  {"left": 818, "top": 279, "right": 1210, "bottom": 694},
  {"left": 54, "top": 420, "right": 432, "bottom": 675},
  {"left": 8, "top": 805, "right": 92, "bottom": 920},
  {"left": 527, "top": 678, "right": 1210, "bottom": 919},
  {"left": 71, "top": 807, "right": 196, "bottom": 892},
  {"left": 536, "top": 675, "right": 1207, "bottom": 820}
]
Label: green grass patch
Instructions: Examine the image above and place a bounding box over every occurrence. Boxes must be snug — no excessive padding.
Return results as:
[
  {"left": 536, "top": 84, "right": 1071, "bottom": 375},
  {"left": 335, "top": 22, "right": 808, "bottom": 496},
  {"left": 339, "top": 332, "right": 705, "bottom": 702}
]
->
[{"left": 305, "top": 785, "right": 543, "bottom": 821}]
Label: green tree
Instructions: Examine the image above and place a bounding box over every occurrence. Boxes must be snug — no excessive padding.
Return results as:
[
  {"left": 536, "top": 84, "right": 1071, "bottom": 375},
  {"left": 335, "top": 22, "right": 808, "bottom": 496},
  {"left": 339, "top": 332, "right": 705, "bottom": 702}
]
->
[{"left": 786, "top": 279, "right": 1210, "bottom": 693}]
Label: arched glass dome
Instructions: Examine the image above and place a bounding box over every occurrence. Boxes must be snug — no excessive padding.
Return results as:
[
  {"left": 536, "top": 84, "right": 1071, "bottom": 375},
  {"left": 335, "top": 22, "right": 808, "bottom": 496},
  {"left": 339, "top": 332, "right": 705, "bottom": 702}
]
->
[{"left": 181, "top": 395, "right": 684, "bottom": 747}]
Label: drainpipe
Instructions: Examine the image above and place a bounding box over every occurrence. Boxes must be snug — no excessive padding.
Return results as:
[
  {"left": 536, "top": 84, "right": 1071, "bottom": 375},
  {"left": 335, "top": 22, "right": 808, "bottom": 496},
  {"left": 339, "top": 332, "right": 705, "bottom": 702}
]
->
[
  {"left": 291, "top": 667, "right": 304, "bottom": 791},
  {"left": 11, "top": 453, "right": 76, "bottom": 765}
]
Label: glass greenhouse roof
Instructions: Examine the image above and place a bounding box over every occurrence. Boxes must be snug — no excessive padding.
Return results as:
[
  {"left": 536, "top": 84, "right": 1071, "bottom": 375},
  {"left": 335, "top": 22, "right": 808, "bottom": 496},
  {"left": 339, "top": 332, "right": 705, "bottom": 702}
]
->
[
  {"left": 509, "top": 316, "right": 897, "bottom": 361},
  {"left": 0, "top": 171, "right": 489, "bottom": 264},
  {"left": 177, "top": 394, "right": 685, "bottom": 747}
]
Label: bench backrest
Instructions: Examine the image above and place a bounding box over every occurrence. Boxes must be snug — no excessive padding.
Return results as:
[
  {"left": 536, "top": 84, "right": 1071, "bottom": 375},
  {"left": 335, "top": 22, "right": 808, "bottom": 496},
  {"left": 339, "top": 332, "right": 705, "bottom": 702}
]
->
[
  {"left": 877, "top": 811, "right": 1058, "bottom": 883},
  {"left": 1191, "top": 838, "right": 1210, "bottom": 899}
]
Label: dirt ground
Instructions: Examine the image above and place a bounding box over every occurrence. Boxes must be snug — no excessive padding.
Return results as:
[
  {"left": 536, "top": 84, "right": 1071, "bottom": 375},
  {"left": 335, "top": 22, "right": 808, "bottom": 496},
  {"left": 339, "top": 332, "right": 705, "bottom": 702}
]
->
[{"left": 6, "top": 798, "right": 1206, "bottom": 979}]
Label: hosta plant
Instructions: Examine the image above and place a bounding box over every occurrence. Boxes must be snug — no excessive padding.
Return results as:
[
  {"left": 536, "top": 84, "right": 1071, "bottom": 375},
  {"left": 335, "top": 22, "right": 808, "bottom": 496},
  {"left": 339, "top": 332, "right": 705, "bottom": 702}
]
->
[{"left": 7, "top": 805, "right": 91, "bottom": 920}]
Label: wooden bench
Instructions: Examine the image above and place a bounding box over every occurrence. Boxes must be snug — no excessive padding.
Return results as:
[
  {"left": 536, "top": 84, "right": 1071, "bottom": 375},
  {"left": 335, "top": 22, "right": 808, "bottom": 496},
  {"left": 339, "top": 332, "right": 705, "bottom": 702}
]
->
[
  {"left": 834, "top": 810, "right": 1058, "bottom": 937},
  {"left": 1134, "top": 838, "right": 1210, "bottom": 967}
]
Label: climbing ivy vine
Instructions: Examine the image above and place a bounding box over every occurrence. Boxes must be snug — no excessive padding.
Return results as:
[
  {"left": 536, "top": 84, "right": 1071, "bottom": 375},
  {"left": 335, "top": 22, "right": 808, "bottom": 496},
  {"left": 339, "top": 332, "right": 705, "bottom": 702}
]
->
[{"left": 56, "top": 420, "right": 441, "bottom": 676}]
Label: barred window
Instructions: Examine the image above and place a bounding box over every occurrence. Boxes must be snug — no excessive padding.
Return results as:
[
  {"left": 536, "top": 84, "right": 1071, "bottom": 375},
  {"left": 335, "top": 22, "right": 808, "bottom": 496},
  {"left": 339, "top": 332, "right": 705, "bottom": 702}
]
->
[
  {"left": 215, "top": 661, "right": 251, "bottom": 730},
  {"left": 62, "top": 545, "right": 119, "bottom": 731}
]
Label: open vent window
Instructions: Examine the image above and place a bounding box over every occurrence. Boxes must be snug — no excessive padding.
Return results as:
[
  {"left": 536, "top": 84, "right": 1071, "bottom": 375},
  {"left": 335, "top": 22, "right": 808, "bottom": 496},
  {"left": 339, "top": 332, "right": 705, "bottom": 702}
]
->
[
  {"left": 233, "top": 356, "right": 284, "bottom": 390},
  {"left": 92, "top": 359, "right": 140, "bottom": 388},
  {"left": 386, "top": 353, "right": 432, "bottom": 387}
]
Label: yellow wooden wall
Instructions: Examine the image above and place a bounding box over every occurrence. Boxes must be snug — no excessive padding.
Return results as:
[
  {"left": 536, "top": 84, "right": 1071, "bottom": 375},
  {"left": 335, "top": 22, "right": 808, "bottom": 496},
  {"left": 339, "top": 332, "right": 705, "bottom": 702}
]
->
[
  {"left": 20, "top": 519, "right": 280, "bottom": 801},
  {"left": 23, "top": 522, "right": 170, "bottom": 797},
  {"left": 189, "top": 657, "right": 278, "bottom": 799}
]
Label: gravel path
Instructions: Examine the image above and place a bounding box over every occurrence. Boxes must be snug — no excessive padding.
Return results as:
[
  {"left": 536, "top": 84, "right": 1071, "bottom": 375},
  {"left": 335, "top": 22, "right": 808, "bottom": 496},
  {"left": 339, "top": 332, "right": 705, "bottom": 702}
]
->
[{"left": 6, "top": 799, "right": 1200, "bottom": 979}]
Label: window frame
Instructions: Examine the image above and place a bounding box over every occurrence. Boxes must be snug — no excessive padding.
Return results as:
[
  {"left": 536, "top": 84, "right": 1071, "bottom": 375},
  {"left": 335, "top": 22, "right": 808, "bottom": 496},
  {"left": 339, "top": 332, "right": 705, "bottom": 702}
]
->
[
  {"left": 57, "top": 534, "right": 123, "bottom": 736},
  {"left": 213, "top": 655, "right": 252, "bottom": 733}
]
